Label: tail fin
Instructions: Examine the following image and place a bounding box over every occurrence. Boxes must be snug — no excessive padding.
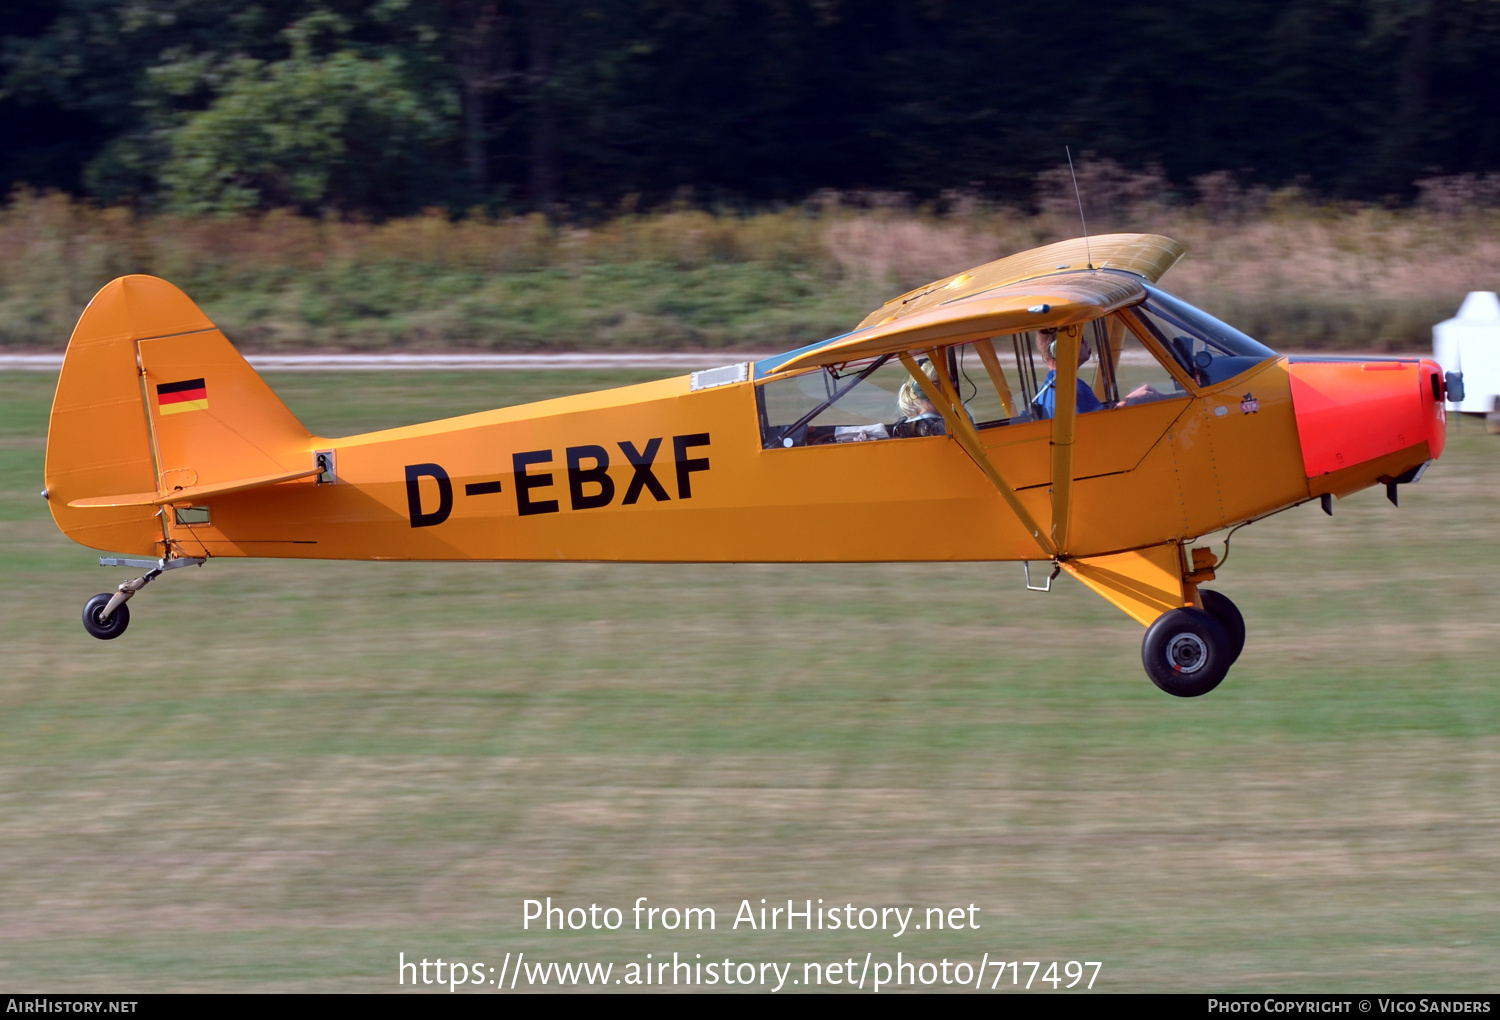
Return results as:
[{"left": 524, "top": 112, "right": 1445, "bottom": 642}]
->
[{"left": 46, "top": 275, "right": 313, "bottom": 556}]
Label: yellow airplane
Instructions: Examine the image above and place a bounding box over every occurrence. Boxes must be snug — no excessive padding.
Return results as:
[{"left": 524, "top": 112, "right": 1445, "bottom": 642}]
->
[{"left": 44, "top": 233, "right": 1458, "bottom": 696}]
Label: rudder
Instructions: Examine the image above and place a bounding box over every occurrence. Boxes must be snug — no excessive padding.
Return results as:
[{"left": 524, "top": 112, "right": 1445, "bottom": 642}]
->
[{"left": 46, "top": 275, "right": 313, "bottom": 556}]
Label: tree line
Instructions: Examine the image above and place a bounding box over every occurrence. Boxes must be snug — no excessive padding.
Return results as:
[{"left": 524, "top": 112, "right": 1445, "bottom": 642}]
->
[{"left": 3, "top": 0, "right": 1497, "bottom": 217}]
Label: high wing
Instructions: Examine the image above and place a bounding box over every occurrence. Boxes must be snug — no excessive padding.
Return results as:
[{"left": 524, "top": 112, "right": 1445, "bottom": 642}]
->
[
  {"left": 768, "top": 271, "right": 1146, "bottom": 376},
  {"left": 757, "top": 232, "right": 1182, "bottom": 377},
  {"left": 855, "top": 232, "right": 1184, "bottom": 329}
]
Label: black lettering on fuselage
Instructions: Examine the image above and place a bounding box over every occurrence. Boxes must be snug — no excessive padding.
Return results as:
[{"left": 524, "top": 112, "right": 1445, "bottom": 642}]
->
[
  {"left": 513, "top": 450, "right": 560, "bottom": 516},
  {"left": 405, "top": 463, "right": 453, "bottom": 527},
  {"left": 490, "top": 433, "right": 710, "bottom": 516},
  {"left": 619, "top": 438, "right": 670, "bottom": 504},
  {"left": 567, "top": 445, "right": 615, "bottom": 510},
  {"left": 673, "top": 433, "right": 711, "bottom": 499}
]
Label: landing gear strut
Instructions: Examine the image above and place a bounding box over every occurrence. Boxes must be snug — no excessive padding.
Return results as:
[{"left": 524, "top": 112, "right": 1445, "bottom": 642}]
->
[{"left": 81, "top": 556, "right": 205, "bottom": 640}]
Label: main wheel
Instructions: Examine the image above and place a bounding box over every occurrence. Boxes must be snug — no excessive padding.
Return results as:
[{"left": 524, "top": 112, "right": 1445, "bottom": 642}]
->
[
  {"left": 1142, "top": 607, "right": 1231, "bottom": 698},
  {"left": 1198, "top": 589, "right": 1246, "bottom": 663},
  {"left": 82, "top": 593, "right": 130, "bottom": 640}
]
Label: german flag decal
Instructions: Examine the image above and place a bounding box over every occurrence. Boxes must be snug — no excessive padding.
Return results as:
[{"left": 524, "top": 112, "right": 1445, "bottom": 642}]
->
[{"left": 156, "top": 377, "right": 208, "bottom": 415}]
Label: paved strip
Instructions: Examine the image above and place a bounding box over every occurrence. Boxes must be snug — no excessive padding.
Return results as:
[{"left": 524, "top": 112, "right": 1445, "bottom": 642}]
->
[
  {"left": 0, "top": 350, "right": 1410, "bottom": 373},
  {"left": 0, "top": 352, "right": 773, "bottom": 372}
]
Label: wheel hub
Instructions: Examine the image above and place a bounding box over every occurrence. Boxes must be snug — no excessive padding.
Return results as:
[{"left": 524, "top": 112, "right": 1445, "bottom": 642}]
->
[{"left": 1166, "top": 632, "right": 1208, "bottom": 674}]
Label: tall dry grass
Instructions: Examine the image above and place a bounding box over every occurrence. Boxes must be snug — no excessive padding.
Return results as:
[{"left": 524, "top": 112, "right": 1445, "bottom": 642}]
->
[{"left": 3, "top": 181, "right": 1496, "bottom": 352}]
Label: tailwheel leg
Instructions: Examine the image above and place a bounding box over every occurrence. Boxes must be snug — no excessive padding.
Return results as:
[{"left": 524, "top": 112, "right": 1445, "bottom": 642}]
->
[{"left": 82, "top": 556, "right": 205, "bottom": 640}]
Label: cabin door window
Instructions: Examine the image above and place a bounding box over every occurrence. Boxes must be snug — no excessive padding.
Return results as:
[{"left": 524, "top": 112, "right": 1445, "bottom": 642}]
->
[
  {"left": 1104, "top": 312, "right": 1193, "bottom": 407},
  {"left": 757, "top": 355, "right": 935, "bottom": 448},
  {"left": 962, "top": 319, "right": 1124, "bottom": 426}
]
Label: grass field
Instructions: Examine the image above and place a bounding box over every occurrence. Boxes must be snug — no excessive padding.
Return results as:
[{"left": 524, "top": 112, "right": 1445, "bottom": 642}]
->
[{"left": 1, "top": 370, "right": 1497, "bottom": 992}]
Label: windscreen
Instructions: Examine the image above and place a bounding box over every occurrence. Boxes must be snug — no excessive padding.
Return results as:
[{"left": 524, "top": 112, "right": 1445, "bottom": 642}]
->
[{"left": 1136, "top": 285, "right": 1276, "bottom": 386}]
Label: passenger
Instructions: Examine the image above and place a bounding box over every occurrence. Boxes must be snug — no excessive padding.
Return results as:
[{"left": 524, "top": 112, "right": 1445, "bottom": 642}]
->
[
  {"left": 892, "top": 360, "right": 947, "bottom": 438},
  {"left": 1031, "top": 328, "right": 1103, "bottom": 420}
]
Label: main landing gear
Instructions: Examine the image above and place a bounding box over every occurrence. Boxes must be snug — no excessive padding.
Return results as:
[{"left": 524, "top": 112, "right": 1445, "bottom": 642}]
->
[
  {"left": 1140, "top": 589, "right": 1245, "bottom": 698},
  {"left": 81, "top": 556, "right": 205, "bottom": 640}
]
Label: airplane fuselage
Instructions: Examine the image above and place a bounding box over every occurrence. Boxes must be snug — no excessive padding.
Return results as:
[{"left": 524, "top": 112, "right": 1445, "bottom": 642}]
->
[{"left": 151, "top": 355, "right": 1439, "bottom": 565}]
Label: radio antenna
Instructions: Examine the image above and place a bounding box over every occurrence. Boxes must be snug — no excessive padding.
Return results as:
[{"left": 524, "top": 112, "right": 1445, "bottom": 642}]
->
[{"left": 1066, "top": 145, "right": 1094, "bottom": 270}]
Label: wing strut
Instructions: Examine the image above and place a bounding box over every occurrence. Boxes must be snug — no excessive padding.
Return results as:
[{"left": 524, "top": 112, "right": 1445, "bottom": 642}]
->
[
  {"left": 973, "top": 337, "right": 1016, "bottom": 418},
  {"left": 899, "top": 350, "right": 1055, "bottom": 558},
  {"left": 1050, "top": 331, "right": 1079, "bottom": 553}
]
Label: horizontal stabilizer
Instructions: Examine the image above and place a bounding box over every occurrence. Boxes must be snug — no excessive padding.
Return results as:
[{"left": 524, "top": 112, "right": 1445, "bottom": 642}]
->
[{"left": 68, "top": 467, "right": 322, "bottom": 508}]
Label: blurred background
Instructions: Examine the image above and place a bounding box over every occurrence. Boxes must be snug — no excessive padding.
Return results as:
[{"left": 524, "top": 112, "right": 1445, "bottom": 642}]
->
[
  {"left": 2, "top": 0, "right": 1498, "bottom": 993},
  {"left": 5, "top": 0, "right": 1500, "bottom": 352}
]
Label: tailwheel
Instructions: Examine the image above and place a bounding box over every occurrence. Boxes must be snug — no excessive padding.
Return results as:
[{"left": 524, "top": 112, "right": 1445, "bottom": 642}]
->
[
  {"left": 1142, "top": 607, "right": 1232, "bottom": 698},
  {"left": 1198, "top": 589, "right": 1246, "bottom": 664},
  {"left": 82, "top": 555, "right": 206, "bottom": 640},
  {"left": 82, "top": 593, "right": 130, "bottom": 640}
]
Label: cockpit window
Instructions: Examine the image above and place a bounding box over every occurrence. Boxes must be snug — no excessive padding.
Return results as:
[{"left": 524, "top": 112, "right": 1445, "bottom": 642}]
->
[
  {"left": 1095, "top": 314, "right": 1187, "bottom": 408},
  {"left": 1134, "top": 285, "right": 1276, "bottom": 386},
  {"left": 756, "top": 309, "right": 1206, "bottom": 449},
  {"left": 759, "top": 355, "right": 920, "bottom": 448},
  {"left": 957, "top": 334, "right": 1041, "bottom": 426}
]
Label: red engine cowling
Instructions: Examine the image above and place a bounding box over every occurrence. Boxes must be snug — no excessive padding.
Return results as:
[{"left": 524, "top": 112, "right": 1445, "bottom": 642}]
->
[{"left": 1287, "top": 358, "right": 1446, "bottom": 478}]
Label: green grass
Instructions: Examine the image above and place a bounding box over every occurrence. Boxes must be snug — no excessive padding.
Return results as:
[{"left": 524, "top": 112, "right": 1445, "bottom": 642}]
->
[{"left": 1, "top": 371, "right": 1498, "bottom": 992}]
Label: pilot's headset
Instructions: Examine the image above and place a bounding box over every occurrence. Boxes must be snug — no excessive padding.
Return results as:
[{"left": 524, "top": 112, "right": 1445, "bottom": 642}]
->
[{"left": 1041, "top": 326, "right": 1092, "bottom": 365}]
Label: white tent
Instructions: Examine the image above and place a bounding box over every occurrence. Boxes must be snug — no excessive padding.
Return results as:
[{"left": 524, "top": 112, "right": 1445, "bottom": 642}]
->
[{"left": 1433, "top": 291, "right": 1500, "bottom": 414}]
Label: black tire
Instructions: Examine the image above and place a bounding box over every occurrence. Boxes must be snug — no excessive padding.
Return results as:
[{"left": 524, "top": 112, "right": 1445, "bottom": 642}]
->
[
  {"left": 82, "top": 593, "right": 129, "bottom": 640},
  {"left": 1142, "top": 607, "right": 1232, "bottom": 698},
  {"left": 1199, "top": 589, "right": 1246, "bottom": 664}
]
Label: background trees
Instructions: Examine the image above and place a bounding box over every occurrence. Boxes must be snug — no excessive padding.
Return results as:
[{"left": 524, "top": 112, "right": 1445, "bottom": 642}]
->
[{"left": 4, "top": 0, "right": 1500, "bottom": 214}]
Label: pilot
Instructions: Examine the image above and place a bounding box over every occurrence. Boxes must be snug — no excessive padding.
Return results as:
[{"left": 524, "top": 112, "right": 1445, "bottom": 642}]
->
[
  {"left": 1031, "top": 327, "right": 1103, "bottom": 420},
  {"left": 891, "top": 360, "right": 947, "bottom": 438}
]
